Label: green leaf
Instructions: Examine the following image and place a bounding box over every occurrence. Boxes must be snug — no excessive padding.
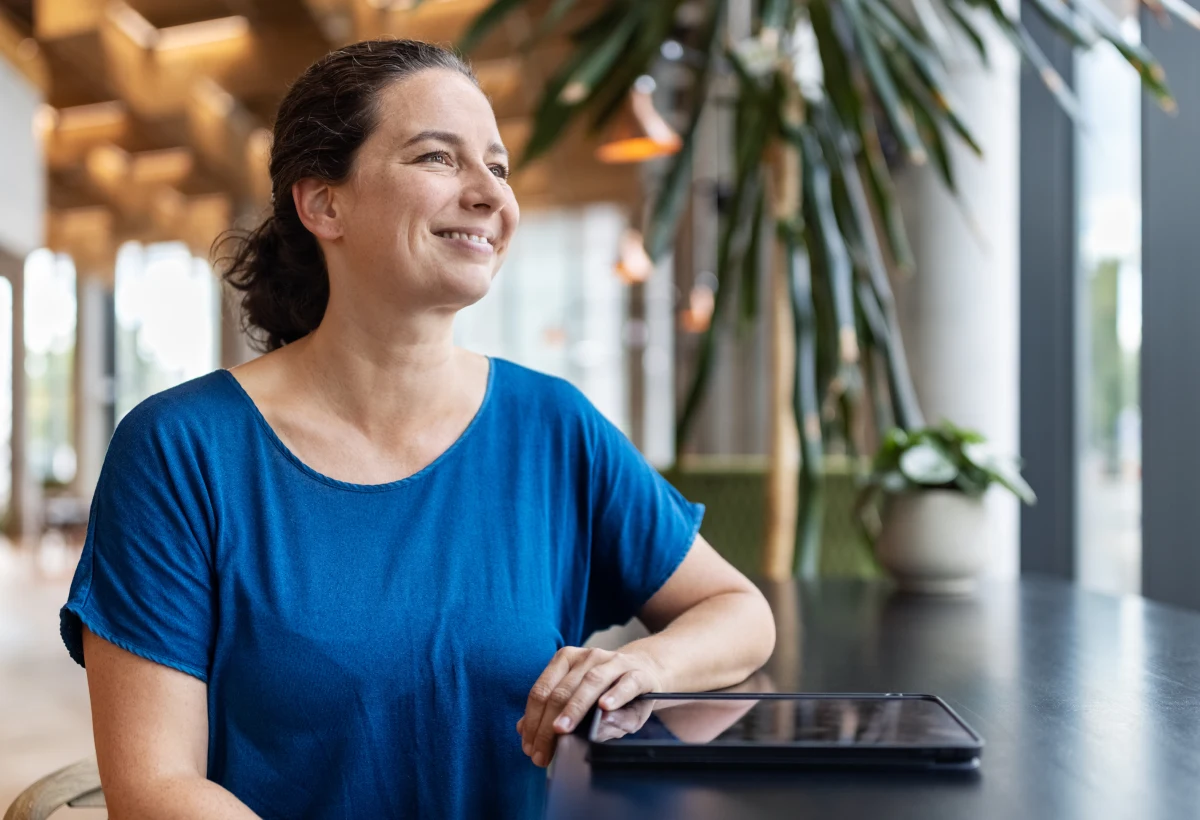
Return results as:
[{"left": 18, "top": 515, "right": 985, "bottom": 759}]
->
[
  {"left": 676, "top": 159, "right": 766, "bottom": 450},
  {"left": 866, "top": 1, "right": 983, "bottom": 156},
  {"left": 812, "top": 103, "right": 923, "bottom": 431},
  {"left": 457, "top": 0, "right": 530, "bottom": 55},
  {"left": 555, "top": 10, "right": 641, "bottom": 107},
  {"left": 1021, "top": 0, "right": 1099, "bottom": 48},
  {"left": 739, "top": 189, "right": 766, "bottom": 327},
  {"left": 963, "top": 442, "right": 1037, "bottom": 504},
  {"left": 910, "top": 98, "right": 956, "bottom": 192},
  {"left": 760, "top": 0, "right": 791, "bottom": 31},
  {"left": 899, "top": 443, "right": 958, "bottom": 485},
  {"left": 798, "top": 125, "right": 857, "bottom": 366},
  {"left": 518, "top": 7, "right": 641, "bottom": 165},
  {"left": 944, "top": 4, "right": 989, "bottom": 67},
  {"left": 1072, "top": 0, "right": 1174, "bottom": 105},
  {"left": 841, "top": 0, "right": 927, "bottom": 164},
  {"left": 970, "top": 0, "right": 1083, "bottom": 119},
  {"left": 584, "top": 0, "right": 687, "bottom": 133},
  {"left": 1158, "top": 0, "right": 1200, "bottom": 31},
  {"left": 788, "top": 232, "right": 824, "bottom": 478},
  {"left": 644, "top": 0, "right": 725, "bottom": 262},
  {"left": 527, "top": 0, "right": 582, "bottom": 47}
]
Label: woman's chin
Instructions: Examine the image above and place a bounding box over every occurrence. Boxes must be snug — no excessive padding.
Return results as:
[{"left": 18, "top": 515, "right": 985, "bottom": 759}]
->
[{"left": 439, "top": 265, "right": 496, "bottom": 308}]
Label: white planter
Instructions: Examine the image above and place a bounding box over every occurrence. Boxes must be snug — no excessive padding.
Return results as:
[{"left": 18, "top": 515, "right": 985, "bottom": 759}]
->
[{"left": 876, "top": 490, "right": 989, "bottom": 594}]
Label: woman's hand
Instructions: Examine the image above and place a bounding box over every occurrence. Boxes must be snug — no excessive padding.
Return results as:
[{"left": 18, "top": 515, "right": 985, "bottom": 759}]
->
[{"left": 516, "top": 646, "right": 666, "bottom": 768}]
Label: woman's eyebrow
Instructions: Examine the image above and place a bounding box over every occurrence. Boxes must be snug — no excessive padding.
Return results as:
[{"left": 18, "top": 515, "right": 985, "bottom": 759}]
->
[{"left": 401, "top": 129, "right": 508, "bottom": 159}]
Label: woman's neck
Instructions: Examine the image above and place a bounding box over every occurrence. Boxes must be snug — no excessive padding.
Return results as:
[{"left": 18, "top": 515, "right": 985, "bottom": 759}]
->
[{"left": 284, "top": 304, "right": 479, "bottom": 442}]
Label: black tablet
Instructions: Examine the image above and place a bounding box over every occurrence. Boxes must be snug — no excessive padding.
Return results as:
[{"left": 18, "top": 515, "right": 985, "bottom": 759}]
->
[{"left": 587, "top": 693, "right": 983, "bottom": 771}]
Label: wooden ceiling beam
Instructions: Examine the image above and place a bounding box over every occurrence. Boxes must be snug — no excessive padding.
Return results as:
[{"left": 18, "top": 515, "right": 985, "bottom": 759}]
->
[
  {"left": 46, "top": 185, "right": 234, "bottom": 277},
  {"left": 98, "top": 3, "right": 325, "bottom": 119},
  {"left": 186, "top": 77, "right": 271, "bottom": 206},
  {"left": 41, "top": 100, "right": 131, "bottom": 170},
  {"left": 45, "top": 205, "right": 117, "bottom": 280},
  {"left": 1, "top": 9, "right": 50, "bottom": 92}
]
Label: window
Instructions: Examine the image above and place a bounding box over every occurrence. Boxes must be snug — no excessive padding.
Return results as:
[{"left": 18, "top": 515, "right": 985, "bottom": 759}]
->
[
  {"left": 1076, "top": 20, "right": 1142, "bottom": 596},
  {"left": 454, "top": 206, "right": 632, "bottom": 434},
  {"left": 24, "top": 249, "right": 76, "bottom": 487},
  {"left": 114, "top": 242, "right": 220, "bottom": 422}
]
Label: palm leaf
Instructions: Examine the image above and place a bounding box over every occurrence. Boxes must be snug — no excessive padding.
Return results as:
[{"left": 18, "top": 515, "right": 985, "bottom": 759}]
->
[
  {"left": 944, "top": 3, "right": 990, "bottom": 67},
  {"left": 841, "top": 0, "right": 927, "bottom": 164},
  {"left": 645, "top": 0, "right": 725, "bottom": 262},
  {"left": 457, "top": 0, "right": 530, "bottom": 55},
  {"left": 865, "top": 0, "right": 982, "bottom": 156}
]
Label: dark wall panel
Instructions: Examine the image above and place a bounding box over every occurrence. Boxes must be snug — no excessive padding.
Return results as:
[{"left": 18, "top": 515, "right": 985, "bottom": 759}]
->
[
  {"left": 1141, "top": 19, "right": 1200, "bottom": 611},
  {"left": 1019, "top": 18, "right": 1076, "bottom": 578}
]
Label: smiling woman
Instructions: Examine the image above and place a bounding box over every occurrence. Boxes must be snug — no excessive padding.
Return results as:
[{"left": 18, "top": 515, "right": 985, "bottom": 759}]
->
[{"left": 58, "top": 38, "right": 775, "bottom": 820}]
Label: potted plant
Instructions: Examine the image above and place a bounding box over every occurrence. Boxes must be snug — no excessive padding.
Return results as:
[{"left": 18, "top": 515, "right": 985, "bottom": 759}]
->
[
  {"left": 859, "top": 422, "right": 1036, "bottom": 593},
  {"left": 458, "top": 0, "right": 1181, "bottom": 579}
]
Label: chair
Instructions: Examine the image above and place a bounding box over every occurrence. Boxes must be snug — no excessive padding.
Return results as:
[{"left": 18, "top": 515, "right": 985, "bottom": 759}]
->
[{"left": 3, "top": 758, "right": 105, "bottom": 820}]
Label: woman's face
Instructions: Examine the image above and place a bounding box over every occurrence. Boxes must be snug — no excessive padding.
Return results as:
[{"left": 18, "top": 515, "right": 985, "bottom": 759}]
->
[{"left": 332, "top": 69, "right": 519, "bottom": 311}]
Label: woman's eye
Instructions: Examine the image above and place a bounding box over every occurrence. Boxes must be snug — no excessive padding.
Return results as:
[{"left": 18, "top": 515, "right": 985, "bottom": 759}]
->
[
  {"left": 490, "top": 164, "right": 510, "bottom": 181},
  {"left": 421, "top": 151, "right": 451, "bottom": 165}
]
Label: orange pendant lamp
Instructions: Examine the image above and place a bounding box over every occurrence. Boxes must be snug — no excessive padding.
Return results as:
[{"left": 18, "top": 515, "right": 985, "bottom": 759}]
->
[{"left": 595, "top": 76, "right": 682, "bottom": 164}]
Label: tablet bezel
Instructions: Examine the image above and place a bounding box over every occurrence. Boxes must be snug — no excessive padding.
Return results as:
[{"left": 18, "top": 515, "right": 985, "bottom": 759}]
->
[{"left": 586, "top": 692, "right": 984, "bottom": 768}]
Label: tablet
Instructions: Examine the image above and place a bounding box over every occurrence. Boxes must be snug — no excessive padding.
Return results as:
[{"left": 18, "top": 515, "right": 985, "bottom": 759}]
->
[{"left": 587, "top": 693, "right": 983, "bottom": 771}]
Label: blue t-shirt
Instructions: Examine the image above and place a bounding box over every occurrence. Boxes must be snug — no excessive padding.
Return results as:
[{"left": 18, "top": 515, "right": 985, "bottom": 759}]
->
[{"left": 60, "top": 358, "right": 703, "bottom": 819}]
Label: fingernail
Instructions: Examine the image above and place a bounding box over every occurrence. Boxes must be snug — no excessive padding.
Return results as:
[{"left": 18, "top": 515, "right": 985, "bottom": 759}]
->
[
  {"left": 523, "top": 743, "right": 531, "bottom": 756},
  {"left": 602, "top": 697, "right": 615, "bottom": 708},
  {"left": 554, "top": 716, "right": 571, "bottom": 731},
  {"left": 533, "top": 752, "right": 546, "bottom": 767}
]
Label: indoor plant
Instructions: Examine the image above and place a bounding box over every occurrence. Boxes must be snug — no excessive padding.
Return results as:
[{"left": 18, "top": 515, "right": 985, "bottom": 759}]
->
[
  {"left": 458, "top": 0, "right": 1182, "bottom": 579},
  {"left": 859, "top": 422, "right": 1036, "bottom": 592}
]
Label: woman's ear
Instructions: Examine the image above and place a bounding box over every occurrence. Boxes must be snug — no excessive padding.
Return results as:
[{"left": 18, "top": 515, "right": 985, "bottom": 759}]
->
[{"left": 292, "top": 178, "right": 344, "bottom": 241}]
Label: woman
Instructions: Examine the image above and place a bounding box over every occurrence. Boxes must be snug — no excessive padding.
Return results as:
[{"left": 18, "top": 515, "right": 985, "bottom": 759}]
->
[{"left": 60, "top": 39, "right": 775, "bottom": 819}]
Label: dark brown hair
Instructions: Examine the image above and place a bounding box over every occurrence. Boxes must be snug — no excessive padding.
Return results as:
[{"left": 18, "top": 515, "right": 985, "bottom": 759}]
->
[{"left": 214, "top": 39, "right": 478, "bottom": 352}]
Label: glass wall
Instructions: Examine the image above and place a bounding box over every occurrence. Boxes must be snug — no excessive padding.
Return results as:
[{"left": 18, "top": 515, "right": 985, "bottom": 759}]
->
[
  {"left": 24, "top": 249, "right": 76, "bottom": 488},
  {"left": 114, "top": 242, "right": 220, "bottom": 422},
  {"left": 455, "top": 205, "right": 632, "bottom": 434},
  {"left": 1076, "top": 19, "right": 1143, "bottom": 596}
]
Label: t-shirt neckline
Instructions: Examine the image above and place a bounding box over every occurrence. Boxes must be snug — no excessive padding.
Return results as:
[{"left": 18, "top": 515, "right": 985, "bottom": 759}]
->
[{"left": 217, "top": 356, "right": 496, "bottom": 493}]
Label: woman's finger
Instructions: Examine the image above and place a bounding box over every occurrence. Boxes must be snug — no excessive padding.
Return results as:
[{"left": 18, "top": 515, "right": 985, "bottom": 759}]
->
[
  {"left": 596, "top": 668, "right": 654, "bottom": 714},
  {"left": 555, "top": 663, "right": 652, "bottom": 741},
  {"left": 521, "top": 648, "right": 581, "bottom": 757},
  {"left": 529, "top": 649, "right": 615, "bottom": 766}
]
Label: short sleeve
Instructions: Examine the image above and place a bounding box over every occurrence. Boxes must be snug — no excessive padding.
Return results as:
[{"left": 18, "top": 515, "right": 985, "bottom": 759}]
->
[
  {"left": 582, "top": 403, "right": 704, "bottom": 637},
  {"left": 60, "top": 399, "right": 216, "bottom": 682}
]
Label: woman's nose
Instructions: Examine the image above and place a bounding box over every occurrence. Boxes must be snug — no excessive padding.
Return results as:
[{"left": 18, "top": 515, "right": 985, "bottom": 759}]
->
[{"left": 463, "top": 166, "right": 508, "bottom": 212}]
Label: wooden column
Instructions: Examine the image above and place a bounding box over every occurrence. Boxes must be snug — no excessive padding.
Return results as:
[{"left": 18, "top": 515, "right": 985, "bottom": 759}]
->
[{"left": 762, "top": 88, "right": 802, "bottom": 582}]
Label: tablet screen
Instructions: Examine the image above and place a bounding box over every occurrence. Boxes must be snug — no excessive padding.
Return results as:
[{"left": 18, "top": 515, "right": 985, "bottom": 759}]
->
[{"left": 592, "top": 695, "right": 979, "bottom": 748}]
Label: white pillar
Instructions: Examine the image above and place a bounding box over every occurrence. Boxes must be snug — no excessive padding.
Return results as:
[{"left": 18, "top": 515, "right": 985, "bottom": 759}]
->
[
  {"left": 72, "top": 274, "right": 112, "bottom": 502},
  {"left": 0, "top": 55, "right": 45, "bottom": 543},
  {"left": 894, "top": 10, "right": 1021, "bottom": 580},
  {"left": 6, "top": 253, "right": 39, "bottom": 542}
]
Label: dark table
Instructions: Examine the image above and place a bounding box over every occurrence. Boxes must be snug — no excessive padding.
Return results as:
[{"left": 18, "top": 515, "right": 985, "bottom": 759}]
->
[{"left": 545, "top": 578, "right": 1200, "bottom": 820}]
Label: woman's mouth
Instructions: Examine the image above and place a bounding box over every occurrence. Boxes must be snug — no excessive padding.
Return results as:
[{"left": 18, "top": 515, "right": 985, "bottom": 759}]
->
[{"left": 434, "top": 231, "right": 495, "bottom": 254}]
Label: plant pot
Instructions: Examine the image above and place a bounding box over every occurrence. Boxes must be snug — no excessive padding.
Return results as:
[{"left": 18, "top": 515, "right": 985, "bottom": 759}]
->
[{"left": 875, "top": 490, "right": 988, "bottom": 594}]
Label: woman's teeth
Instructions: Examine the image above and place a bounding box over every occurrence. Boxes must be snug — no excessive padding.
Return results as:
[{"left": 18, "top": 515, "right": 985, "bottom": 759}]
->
[{"left": 438, "top": 231, "right": 491, "bottom": 246}]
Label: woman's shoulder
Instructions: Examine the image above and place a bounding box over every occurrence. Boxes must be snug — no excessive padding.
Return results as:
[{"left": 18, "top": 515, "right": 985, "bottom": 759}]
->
[
  {"left": 490, "top": 357, "right": 600, "bottom": 421},
  {"left": 110, "top": 370, "right": 245, "bottom": 456}
]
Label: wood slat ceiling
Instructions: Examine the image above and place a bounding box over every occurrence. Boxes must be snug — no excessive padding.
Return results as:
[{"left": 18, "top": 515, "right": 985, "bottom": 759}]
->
[{"left": 2, "top": 0, "right": 641, "bottom": 276}]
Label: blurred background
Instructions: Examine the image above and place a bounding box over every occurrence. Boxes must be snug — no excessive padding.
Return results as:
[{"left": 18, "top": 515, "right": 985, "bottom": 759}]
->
[{"left": 0, "top": 0, "right": 1197, "bottom": 811}]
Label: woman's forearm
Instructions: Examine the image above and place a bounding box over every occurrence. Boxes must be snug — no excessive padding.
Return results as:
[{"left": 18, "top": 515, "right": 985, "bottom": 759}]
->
[
  {"left": 621, "top": 588, "right": 776, "bottom": 693},
  {"left": 104, "top": 776, "right": 261, "bottom": 820}
]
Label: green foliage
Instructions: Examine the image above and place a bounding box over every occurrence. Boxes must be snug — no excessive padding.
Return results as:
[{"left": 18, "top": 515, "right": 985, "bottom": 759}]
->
[
  {"left": 863, "top": 422, "right": 1037, "bottom": 504},
  {"left": 459, "top": 0, "right": 1185, "bottom": 560}
]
